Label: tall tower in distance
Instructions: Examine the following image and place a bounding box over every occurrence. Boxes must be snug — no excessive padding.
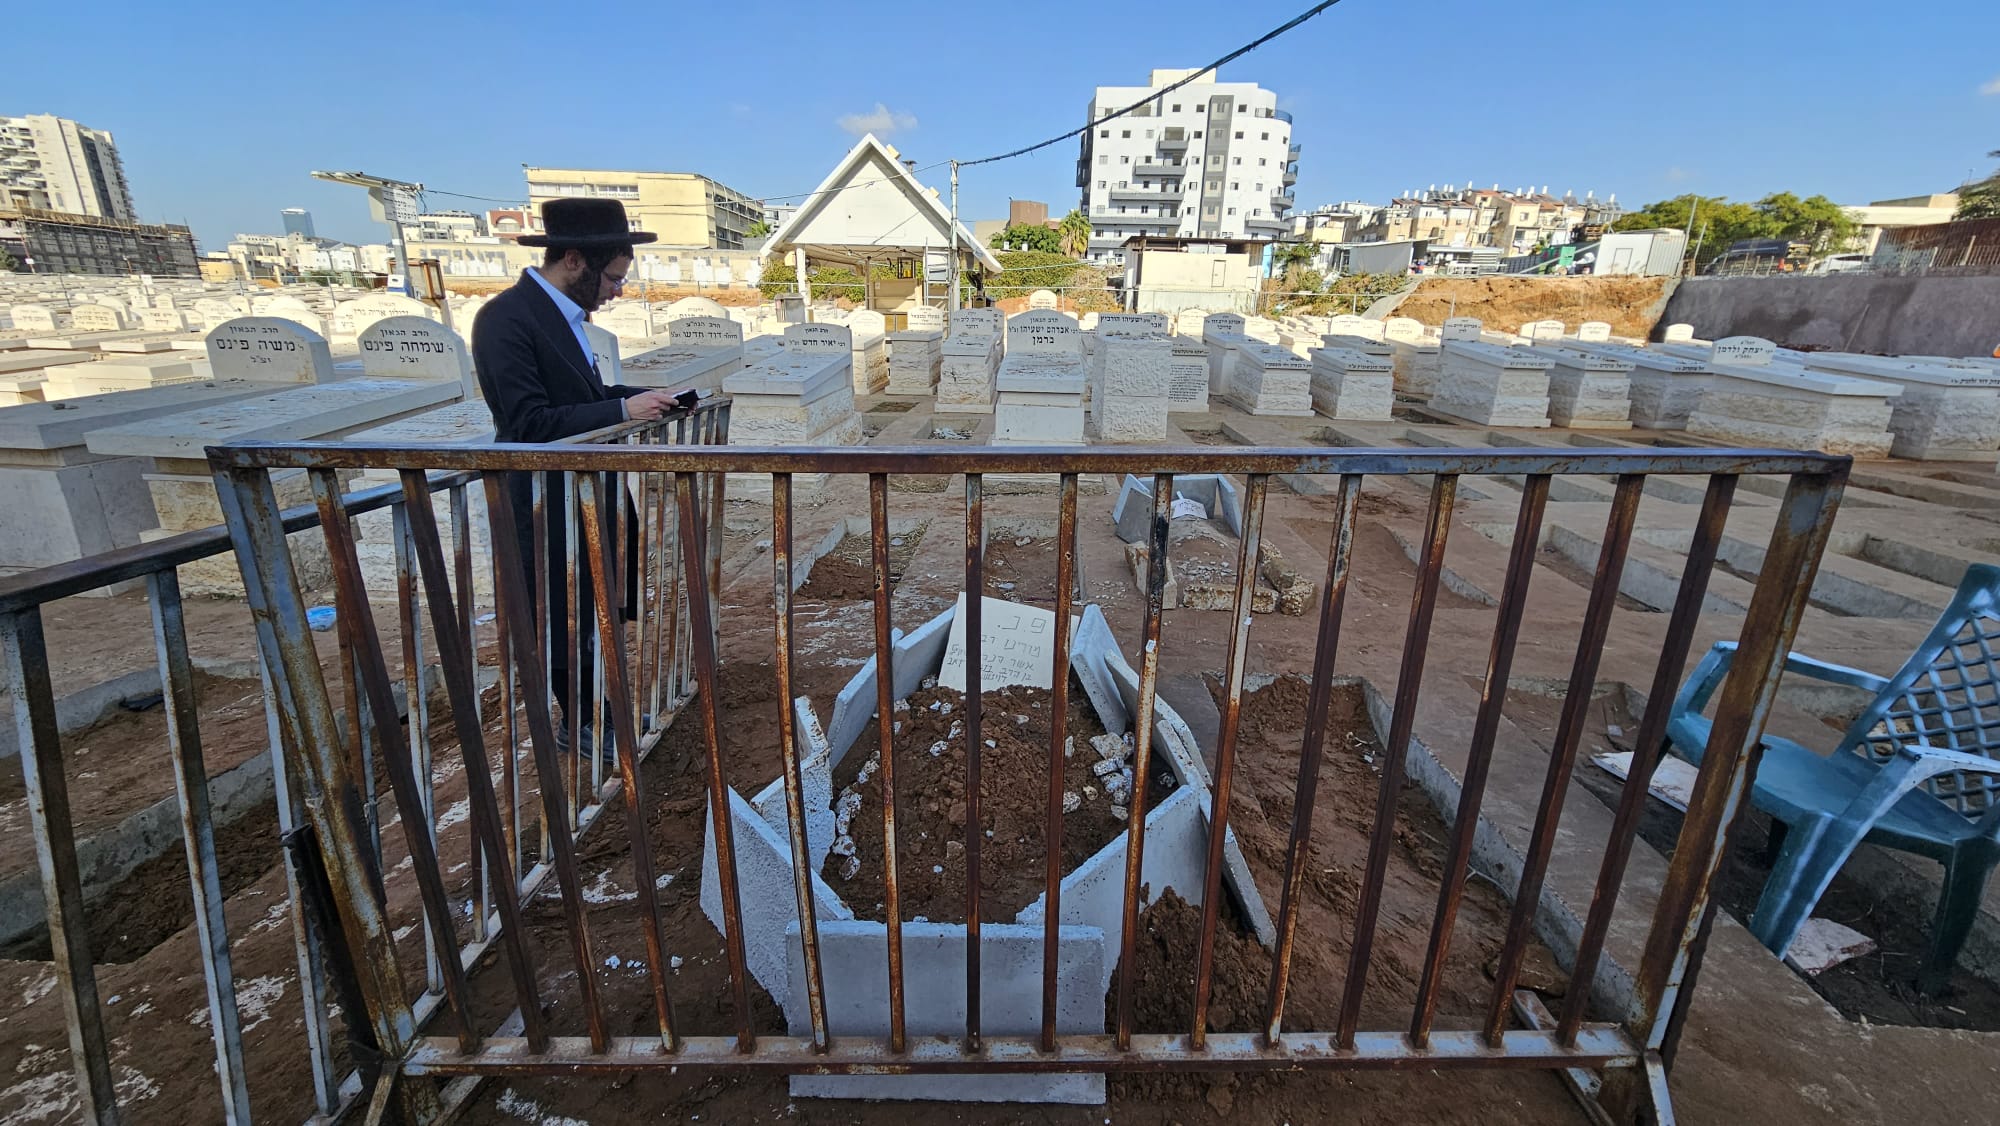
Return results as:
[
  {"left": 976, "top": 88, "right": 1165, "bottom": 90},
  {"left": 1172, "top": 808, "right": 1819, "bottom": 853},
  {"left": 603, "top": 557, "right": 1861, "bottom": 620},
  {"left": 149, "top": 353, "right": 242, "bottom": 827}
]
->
[
  {"left": 281, "top": 208, "right": 316, "bottom": 238},
  {"left": 0, "top": 113, "right": 136, "bottom": 220},
  {"left": 1074, "top": 69, "right": 1299, "bottom": 264}
]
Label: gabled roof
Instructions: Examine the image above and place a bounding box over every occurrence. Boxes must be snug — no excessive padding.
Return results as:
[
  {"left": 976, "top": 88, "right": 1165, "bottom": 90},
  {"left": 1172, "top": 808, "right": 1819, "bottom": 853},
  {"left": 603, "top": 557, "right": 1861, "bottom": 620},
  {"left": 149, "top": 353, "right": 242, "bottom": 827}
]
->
[{"left": 760, "top": 134, "right": 1003, "bottom": 274}]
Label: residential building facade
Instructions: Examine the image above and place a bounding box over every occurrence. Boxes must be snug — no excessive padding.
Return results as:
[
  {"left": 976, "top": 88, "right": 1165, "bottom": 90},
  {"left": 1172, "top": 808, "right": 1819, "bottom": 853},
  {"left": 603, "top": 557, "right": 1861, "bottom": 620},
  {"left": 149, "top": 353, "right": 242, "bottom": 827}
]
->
[
  {"left": 0, "top": 206, "right": 196, "bottom": 275},
  {"left": 524, "top": 167, "right": 763, "bottom": 249},
  {"left": 1075, "top": 69, "right": 1300, "bottom": 264},
  {"left": 0, "top": 114, "right": 136, "bottom": 221}
]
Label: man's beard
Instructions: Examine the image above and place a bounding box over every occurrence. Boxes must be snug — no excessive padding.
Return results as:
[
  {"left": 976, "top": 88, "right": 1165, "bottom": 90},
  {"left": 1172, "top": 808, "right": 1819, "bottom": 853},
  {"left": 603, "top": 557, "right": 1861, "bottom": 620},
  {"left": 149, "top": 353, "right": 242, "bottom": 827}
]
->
[{"left": 560, "top": 266, "right": 604, "bottom": 312}]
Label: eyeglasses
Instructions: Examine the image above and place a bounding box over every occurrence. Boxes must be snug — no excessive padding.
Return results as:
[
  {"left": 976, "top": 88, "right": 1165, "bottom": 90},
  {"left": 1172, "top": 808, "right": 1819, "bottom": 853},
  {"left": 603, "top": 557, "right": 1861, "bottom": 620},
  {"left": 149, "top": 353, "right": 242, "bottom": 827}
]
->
[{"left": 604, "top": 273, "right": 628, "bottom": 291}]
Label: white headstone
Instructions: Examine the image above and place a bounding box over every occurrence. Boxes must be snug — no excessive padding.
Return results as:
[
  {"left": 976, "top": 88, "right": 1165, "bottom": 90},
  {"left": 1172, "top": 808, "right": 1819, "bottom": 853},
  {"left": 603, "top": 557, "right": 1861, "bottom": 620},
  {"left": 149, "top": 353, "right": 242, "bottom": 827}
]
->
[
  {"left": 1096, "top": 312, "right": 1170, "bottom": 335},
  {"left": 1441, "top": 316, "right": 1483, "bottom": 342},
  {"left": 1027, "top": 289, "right": 1059, "bottom": 310},
  {"left": 262, "top": 296, "right": 324, "bottom": 334},
  {"left": 1524, "top": 320, "right": 1566, "bottom": 341},
  {"left": 9, "top": 304, "right": 57, "bottom": 332},
  {"left": 1325, "top": 314, "right": 1383, "bottom": 341},
  {"left": 1383, "top": 316, "right": 1424, "bottom": 343},
  {"left": 357, "top": 316, "right": 474, "bottom": 394},
  {"left": 139, "top": 307, "right": 190, "bottom": 333},
  {"left": 783, "top": 322, "right": 853, "bottom": 355},
  {"left": 350, "top": 293, "right": 433, "bottom": 336},
  {"left": 906, "top": 306, "right": 945, "bottom": 332},
  {"left": 666, "top": 295, "right": 728, "bottom": 320},
  {"left": 205, "top": 317, "right": 335, "bottom": 383},
  {"left": 1663, "top": 323, "right": 1695, "bottom": 344},
  {"left": 667, "top": 316, "right": 743, "bottom": 348},
  {"left": 1202, "top": 312, "right": 1247, "bottom": 340},
  {"left": 71, "top": 304, "right": 126, "bottom": 332},
  {"left": 1006, "top": 310, "right": 1084, "bottom": 357},
  {"left": 938, "top": 593, "right": 1057, "bottom": 692},
  {"left": 594, "top": 302, "right": 657, "bottom": 340},
  {"left": 847, "top": 309, "right": 888, "bottom": 339},
  {"left": 948, "top": 308, "right": 1002, "bottom": 339},
  {"left": 1576, "top": 321, "right": 1613, "bottom": 342},
  {"left": 1711, "top": 336, "right": 1776, "bottom": 365}
]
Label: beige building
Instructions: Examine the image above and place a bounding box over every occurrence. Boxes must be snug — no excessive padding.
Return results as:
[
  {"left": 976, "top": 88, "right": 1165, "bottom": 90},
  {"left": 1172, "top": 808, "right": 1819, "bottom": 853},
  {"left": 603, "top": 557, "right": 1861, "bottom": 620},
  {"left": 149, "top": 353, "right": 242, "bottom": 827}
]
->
[
  {"left": 1845, "top": 193, "right": 1960, "bottom": 256},
  {"left": 523, "top": 167, "right": 762, "bottom": 249},
  {"left": 0, "top": 113, "right": 136, "bottom": 220}
]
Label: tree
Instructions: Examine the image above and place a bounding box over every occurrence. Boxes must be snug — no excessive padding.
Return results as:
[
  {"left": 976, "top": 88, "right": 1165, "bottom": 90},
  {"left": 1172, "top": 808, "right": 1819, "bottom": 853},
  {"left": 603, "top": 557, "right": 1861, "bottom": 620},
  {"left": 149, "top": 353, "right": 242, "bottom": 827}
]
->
[
  {"left": 1958, "top": 151, "right": 2000, "bottom": 221},
  {"left": 1614, "top": 194, "right": 1774, "bottom": 266},
  {"left": 1057, "top": 209, "right": 1092, "bottom": 258},
  {"left": 0, "top": 247, "right": 17, "bottom": 272},
  {"left": 747, "top": 218, "right": 773, "bottom": 239},
  {"left": 1753, "top": 192, "right": 1858, "bottom": 254},
  {"left": 990, "top": 223, "right": 1061, "bottom": 253}
]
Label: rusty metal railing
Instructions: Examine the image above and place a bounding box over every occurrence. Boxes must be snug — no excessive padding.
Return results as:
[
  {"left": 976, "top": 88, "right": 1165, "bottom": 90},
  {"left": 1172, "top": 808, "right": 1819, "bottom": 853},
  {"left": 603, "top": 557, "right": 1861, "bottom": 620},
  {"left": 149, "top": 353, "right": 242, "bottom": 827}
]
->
[
  {"left": 0, "top": 401, "right": 729, "bottom": 1125},
  {"left": 199, "top": 439, "right": 1846, "bottom": 1124}
]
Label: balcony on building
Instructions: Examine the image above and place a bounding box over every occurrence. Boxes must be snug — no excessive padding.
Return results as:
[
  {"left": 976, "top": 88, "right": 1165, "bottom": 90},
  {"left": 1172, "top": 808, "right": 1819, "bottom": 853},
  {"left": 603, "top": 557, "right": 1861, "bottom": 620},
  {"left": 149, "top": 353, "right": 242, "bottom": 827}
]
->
[
  {"left": 1133, "top": 159, "right": 1182, "bottom": 177},
  {"left": 1288, "top": 143, "right": 1302, "bottom": 161},
  {"left": 1108, "top": 184, "right": 1177, "bottom": 204},
  {"left": 1282, "top": 162, "right": 1299, "bottom": 186},
  {"left": 1158, "top": 127, "right": 1189, "bottom": 151},
  {"left": 1271, "top": 191, "right": 1297, "bottom": 213},
  {"left": 1273, "top": 109, "right": 1294, "bottom": 124},
  {"left": 1122, "top": 212, "right": 1181, "bottom": 227}
]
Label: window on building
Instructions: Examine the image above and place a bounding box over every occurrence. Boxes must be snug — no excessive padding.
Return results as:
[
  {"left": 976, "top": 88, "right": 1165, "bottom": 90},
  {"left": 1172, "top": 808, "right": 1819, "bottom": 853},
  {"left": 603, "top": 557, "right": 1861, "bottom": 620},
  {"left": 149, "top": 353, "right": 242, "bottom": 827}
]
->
[
  {"left": 1228, "top": 207, "right": 1237, "bottom": 216},
  {"left": 1097, "top": 180, "right": 1106, "bottom": 188},
  {"left": 1118, "top": 205, "right": 1127, "bottom": 214},
  {"left": 1259, "top": 158, "right": 1268, "bottom": 166},
  {"left": 1261, "top": 132, "right": 1269, "bottom": 141},
  {"left": 1120, "top": 155, "right": 1130, "bottom": 164},
  {"left": 1098, "top": 155, "right": 1107, "bottom": 165},
  {"left": 1231, "top": 182, "right": 1239, "bottom": 191},
  {"left": 1253, "top": 208, "right": 1262, "bottom": 216},
  {"left": 1100, "top": 129, "right": 1109, "bottom": 138},
  {"left": 1255, "top": 182, "right": 1263, "bottom": 191},
  {"left": 1205, "top": 206, "right": 1218, "bottom": 217},
  {"left": 1234, "top": 131, "right": 1243, "bottom": 139},
  {"left": 1192, "top": 131, "right": 1202, "bottom": 139},
  {"left": 1118, "top": 180, "right": 1127, "bottom": 188},
  {"left": 1232, "top": 157, "right": 1241, "bottom": 165},
  {"left": 1144, "top": 129, "right": 1153, "bottom": 139},
  {"left": 1120, "top": 130, "right": 1130, "bottom": 139},
  {"left": 1171, "top": 103, "right": 1181, "bottom": 112},
  {"left": 1208, "top": 180, "right": 1220, "bottom": 191}
]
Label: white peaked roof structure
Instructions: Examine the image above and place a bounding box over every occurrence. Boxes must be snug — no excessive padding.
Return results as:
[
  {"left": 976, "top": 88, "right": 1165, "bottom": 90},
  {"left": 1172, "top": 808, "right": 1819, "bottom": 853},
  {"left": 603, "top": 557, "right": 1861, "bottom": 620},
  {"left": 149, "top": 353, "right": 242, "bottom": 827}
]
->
[{"left": 760, "top": 133, "right": 1002, "bottom": 276}]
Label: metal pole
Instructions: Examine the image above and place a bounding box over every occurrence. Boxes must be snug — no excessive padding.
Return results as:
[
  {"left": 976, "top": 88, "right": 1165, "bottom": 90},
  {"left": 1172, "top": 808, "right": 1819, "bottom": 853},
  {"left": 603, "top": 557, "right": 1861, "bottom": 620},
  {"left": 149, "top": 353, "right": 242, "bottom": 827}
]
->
[{"left": 949, "top": 160, "right": 961, "bottom": 311}]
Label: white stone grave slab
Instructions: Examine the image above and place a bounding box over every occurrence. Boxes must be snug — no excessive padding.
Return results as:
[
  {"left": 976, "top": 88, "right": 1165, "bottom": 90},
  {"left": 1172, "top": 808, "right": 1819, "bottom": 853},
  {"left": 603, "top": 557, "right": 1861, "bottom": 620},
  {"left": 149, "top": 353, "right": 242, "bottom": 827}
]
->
[
  {"left": 1006, "top": 309, "right": 1084, "bottom": 358},
  {"left": 1685, "top": 361, "right": 1896, "bottom": 457},
  {"left": 1027, "top": 289, "right": 1058, "bottom": 310},
  {"left": 1441, "top": 316, "right": 1483, "bottom": 342},
  {"left": 938, "top": 593, "right": 1057, "bottom": 691},
  {"left": 1576, "top": 321, "right": 1613, "bottom": 342},
  {"left": 71, "top": 305, "right": 125, "bottom": 333},
  {"left": 1521, "top": 319, "right": 1566, "bottom": 342},
  {"left": 138, "top": 307, "right": 189, "bottom": 333},
  {"left": 358, "top": 316, "right": 475, "bottom": 396},
  {"left": 906, "top": 305, "right": 945, "bottom": 332},
  {"left": 1383, "top": 316, "right": 1424, "bottom": 343},
  {"left": 1310, "top": 346, "right": 1394, "bottom": 420},
  {"left": 9, "top": 305, "right": 57, "bottom": 333},
  {"left": 205, "top": 317, "right": 335, "bottom": 383},
  {"left": 1326, "top": 314, "right": 1383, "bottom": 341},
  {"left": 1662, "top": 323, "right": 1696, "bottom": 343},
  {"left": 1167, "top": 335, "right": 1209, "bottom": 412},
  {"left": 1542, "top": 347, "right": 1634, "bottom": 429},
  {"left": 1432, "top": 341, "right": 1553, "bottom": 427},
  {"left": 1711, "top": 336, "right": 1776, "bottom": 365}
]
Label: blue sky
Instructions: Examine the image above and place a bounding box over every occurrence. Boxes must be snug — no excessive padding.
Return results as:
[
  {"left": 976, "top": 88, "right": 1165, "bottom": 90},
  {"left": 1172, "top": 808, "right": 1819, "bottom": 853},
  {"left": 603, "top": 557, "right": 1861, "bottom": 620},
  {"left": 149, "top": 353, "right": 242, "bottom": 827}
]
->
[{"left": 4, "top": 0, "right": 1995, "bottom": 250}]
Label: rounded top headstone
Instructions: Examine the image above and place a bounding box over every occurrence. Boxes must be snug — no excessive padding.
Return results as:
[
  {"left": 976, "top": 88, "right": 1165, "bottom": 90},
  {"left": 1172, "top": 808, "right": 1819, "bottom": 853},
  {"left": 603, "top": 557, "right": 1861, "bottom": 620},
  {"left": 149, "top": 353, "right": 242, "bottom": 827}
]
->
[
  {"left": 665, "top": 296, "right": 728, "bottom": 320},
  {"left": 205, "top": 317, "right": 335, "bottom": 383}
]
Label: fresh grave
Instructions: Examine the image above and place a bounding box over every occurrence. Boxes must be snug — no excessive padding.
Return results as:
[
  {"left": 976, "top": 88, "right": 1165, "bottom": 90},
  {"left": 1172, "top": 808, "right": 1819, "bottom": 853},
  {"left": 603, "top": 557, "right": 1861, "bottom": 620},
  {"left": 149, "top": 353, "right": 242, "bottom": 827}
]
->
[{"left": 700, "top": 597, "right": 1273, "bottom": 1103}]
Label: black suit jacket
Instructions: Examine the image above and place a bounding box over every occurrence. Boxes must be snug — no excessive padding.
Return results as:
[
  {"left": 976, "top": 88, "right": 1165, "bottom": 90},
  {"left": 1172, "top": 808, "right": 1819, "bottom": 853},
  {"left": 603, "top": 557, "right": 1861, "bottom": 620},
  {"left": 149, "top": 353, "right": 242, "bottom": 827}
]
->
[
  {"left": 471, "top": 272, "right": 643, "bottom": 656},
  {"left": 471, "top": 271, "right": 645, "bottom": 442}
]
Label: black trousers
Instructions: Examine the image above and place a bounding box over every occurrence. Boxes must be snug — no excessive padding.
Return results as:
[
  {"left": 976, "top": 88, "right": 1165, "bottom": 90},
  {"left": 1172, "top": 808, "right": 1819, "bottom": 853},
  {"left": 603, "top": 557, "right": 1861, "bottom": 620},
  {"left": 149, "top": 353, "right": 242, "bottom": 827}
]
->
[{"left": 507, "top": 470, "right": 639, "bottom": 723}]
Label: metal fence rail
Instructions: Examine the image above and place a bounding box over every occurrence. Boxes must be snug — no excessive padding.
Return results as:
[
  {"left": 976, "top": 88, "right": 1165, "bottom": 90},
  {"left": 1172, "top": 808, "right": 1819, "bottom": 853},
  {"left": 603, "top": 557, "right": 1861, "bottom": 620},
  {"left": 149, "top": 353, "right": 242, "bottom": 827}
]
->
[
  {"left": 203, "top": 440, "right": 1847, "bottom": 1125},
  {"left": 0, "top": 401, "right": 730, "bottom": 1126}
]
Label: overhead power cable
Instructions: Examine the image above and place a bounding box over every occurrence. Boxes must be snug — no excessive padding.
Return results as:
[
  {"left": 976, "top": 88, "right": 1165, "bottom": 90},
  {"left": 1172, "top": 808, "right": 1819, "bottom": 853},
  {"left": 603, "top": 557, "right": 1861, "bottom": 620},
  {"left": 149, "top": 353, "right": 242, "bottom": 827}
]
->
[{"left": 956, "top": 0, "right": 1342, "bottom": 169}]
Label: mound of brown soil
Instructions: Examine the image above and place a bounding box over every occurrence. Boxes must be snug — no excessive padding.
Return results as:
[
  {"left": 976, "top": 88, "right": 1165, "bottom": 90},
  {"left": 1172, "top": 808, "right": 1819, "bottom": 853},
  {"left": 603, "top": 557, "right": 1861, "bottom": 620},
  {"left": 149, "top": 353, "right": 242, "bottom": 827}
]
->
[{"left": 1394, "top": 275, "right": 1673, "bottom": 339}]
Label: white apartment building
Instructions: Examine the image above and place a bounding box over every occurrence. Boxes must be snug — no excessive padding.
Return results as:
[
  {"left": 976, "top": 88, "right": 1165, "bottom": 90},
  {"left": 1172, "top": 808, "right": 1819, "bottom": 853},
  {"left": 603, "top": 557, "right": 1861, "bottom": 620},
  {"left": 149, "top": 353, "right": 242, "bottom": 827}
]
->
[
  {"left": 0, "top": 113, "right": 136, "bottom": 220},
  {"left": 1075, "top": 69, "right": 1300, "bottom": 264}
]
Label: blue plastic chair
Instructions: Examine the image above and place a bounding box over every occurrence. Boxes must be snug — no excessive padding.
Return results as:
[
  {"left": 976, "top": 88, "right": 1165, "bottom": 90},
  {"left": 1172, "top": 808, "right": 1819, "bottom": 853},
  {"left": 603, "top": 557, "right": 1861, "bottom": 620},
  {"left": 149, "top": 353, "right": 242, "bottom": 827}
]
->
[{"left": 1666, "top": 563, "right": 2000, "bottom": 990}]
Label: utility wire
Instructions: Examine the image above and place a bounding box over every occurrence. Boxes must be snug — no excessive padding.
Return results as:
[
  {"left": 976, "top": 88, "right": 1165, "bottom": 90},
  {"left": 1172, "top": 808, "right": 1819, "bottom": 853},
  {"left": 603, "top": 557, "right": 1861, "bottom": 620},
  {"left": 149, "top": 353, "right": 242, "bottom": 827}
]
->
[{"left": 956, "top": 0, "right": 1341, "bottom": 169}]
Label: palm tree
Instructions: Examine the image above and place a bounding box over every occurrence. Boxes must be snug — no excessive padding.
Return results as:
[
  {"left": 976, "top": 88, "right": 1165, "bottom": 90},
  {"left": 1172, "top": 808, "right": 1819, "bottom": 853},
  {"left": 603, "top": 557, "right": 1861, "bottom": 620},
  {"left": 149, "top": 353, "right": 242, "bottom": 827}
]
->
[
  {"left": 1058, "top": 210, "right": 1092, "bottom": 258},
  {"left": 1957, "top": 150, "right": 2000, "bottom": 221},
  {"left": 747, "top": 218, "right": 773, "bottom": 239}
]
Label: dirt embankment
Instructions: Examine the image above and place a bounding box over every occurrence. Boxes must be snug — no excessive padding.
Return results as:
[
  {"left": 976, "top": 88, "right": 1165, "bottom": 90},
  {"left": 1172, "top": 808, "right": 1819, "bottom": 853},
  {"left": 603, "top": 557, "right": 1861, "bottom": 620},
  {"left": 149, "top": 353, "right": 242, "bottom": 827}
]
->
[{"left": 1393, "top": 275, "right": 1675, "bottom": 339}]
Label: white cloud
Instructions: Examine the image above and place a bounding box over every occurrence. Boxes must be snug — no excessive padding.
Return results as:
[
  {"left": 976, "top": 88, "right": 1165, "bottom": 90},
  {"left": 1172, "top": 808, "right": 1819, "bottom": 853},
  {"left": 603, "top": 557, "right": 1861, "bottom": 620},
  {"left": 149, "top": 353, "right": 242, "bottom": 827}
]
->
[
  {"left": 1666, "top": 166, "right": 1693, "bottom": 183},
  {"left": 837, "top": 103, "right": 919, "bottom": 137},
  {"left": 1982, "top": 75, "right": 2000, "bottom": 96}
]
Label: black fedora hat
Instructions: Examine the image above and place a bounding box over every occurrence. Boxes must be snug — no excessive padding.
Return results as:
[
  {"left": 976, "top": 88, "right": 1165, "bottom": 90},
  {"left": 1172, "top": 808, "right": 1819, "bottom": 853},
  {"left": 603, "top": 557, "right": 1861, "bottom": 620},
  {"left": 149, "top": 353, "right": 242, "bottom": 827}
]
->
[{"left": 518, "top": 197, "right": 656, "bottom": 248}]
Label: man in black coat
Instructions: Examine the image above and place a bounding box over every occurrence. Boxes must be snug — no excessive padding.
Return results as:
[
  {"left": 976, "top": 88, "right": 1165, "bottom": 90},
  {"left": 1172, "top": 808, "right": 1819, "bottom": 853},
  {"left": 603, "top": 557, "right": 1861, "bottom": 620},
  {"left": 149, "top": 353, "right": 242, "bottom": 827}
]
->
[{"left": 471, "top": 197, "right": 689, "bottom": 756}]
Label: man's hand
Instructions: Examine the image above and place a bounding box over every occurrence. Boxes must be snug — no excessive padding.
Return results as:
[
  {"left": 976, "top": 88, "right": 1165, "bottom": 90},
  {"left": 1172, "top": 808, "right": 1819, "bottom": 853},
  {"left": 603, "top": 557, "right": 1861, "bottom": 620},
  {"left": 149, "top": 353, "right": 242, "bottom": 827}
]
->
[{"left": 625, "top": 389, "right": 690, "bottom": 421}]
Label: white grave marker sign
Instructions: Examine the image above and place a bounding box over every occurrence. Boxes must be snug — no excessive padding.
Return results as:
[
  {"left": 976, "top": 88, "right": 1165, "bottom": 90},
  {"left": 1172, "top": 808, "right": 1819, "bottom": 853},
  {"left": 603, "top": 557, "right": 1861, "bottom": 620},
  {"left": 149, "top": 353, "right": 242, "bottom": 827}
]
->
[
  {"left": 205, "top": 317, "right": 334, "bottom": 382},
  {"left": 1577, "top": 321, "right": 1613, "bottom": 342},
  {"left": 358, "top": 316, "right": 472, "bottom": 390},
  {"left": 1662, "top": 323, "right": 1695, "bottom": 343},
  {"left": 667, "top": 316, "right": 743, "bottom": 348},
  {"left": 1027, "top": 289, "right": 1059, "bottom": 310},
  {"left": 1202, "top": 312, "right": 1247, "bottom": 339},
  {"left": 783, "top": 322, "right": 853, "bottom": 354},
  {"left": 1441, "top": 316, "right": 1483, "bottom": 342},
  {"left": 139, "top": 308, "right": 189, "bottom": 332},
  {"left": 10, "top": 304, "right": 57, "bottom": 332},
  {"left": 72, "top": 305, "right": 126, "bottom": 332},
  {"left": 1712, "top": 336, "right": 1777, "bottom": 365},
  {"left": 906, "top": 306, "right": 945, "bottom": 332},
  {"left": 1007, "top": 310, "right": 1083, "bottom": 356},
  {"left": 1525, "top": 320, "right": 1566, "bottom": 341},
  {"left": 1383, "top": 316, "right": 1424, "bottom": 343},
  {"left": 948, "top": 308, "right": 1002, "bottom": 339},
  {"left": 939, "top": 593, "right": 1057, "bottom": 692},
  {"left": 1096, "top": 312, "right": 1169, "bottom": 335}
]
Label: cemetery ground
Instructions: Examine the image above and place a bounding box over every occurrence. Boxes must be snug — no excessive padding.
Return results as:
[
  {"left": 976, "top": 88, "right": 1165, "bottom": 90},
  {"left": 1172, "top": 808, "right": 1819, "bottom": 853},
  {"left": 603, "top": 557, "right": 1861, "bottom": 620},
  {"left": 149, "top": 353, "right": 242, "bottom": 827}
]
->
[{"left": 7, "top": 396, "right": 2000, "bottom": 1123}]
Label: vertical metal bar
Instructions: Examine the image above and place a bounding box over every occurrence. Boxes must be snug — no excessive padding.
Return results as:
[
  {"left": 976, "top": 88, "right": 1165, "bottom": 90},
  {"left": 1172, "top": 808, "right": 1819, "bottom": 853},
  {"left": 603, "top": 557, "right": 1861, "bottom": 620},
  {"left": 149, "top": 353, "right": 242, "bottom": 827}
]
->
[
  {"left": 564, "top": 474, "right": 583, "bottom": 828},
  {"left": 1622, "top": 470, "right": 1846, "bottom": 1060},
  {"left": 308, "top": 469, "right": 480, "bottom": 1053},
  {"left": 398, "top": 472, "right": 551, "bottom": 1054},
  {"left": 1041, "top": 472, "right": 1078, "bottom": 1053},
  {"left": 1336, "top": 472, "right": 1457, "bottom": 1048},
  {"left": 1, "top": 606, "right": 120, "bottom": 1124},
  {"left": 214, "top": 466, "right": 436, "bottom": 1119},
  {"left": 1559, "top": 476, "right": 1736, "bottom": 1042},
  {"left": 147, "top": 570, "right": 253, "bottom": 1125},
  {"left": 254, "top": 657, "right": 338, "bottom": 1114},
  {"left": 492, "top": 502, "right": 524, "bottom": 885},
  {"left": 1191, "top": 473, "right": 1267, "bottom": 1048},
  {"left": 963, "top": 471, "right": 984, "bottom": 1052},
  {"left": 676, "top": 471, "right": 756, "bottom": 1051},
  {"left": 481, "top": 472, "right": 612, "bottom": 1053},
  {"left": 531, "top": 472, "right": 553, "bottom": 863},
  {"left": 1115, "top": 471, "right": 1174, "bottom": 1050},
  {"left": 393, "top": 501, "right": 443, "bottom": 998},
  {"left": 869, "top": 473, "right": 907, "bottom": 1054},
  {"left": 1483, "top": 474, "right": 1643, "bottom": 1045},
  {"left": 577, "top": 472, "right": 681, "bottom": 1051},
  {"left": 1408, "top": 475, "right": 1549, "bottom": 1046},
  {"left": 770, "top": 473, "right": 831, "bottom": 1051},
  {"left": 1264, "top": 473, "right": 1362, "bottom": 1044},
  {"left": 449, "top": 484, "right": 490, "bottom": 944}
]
